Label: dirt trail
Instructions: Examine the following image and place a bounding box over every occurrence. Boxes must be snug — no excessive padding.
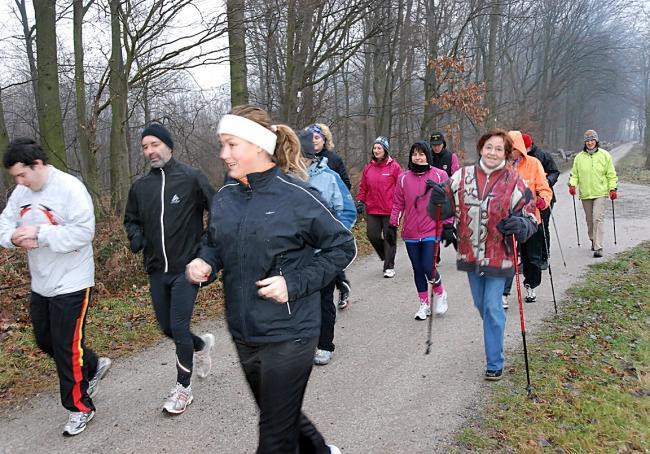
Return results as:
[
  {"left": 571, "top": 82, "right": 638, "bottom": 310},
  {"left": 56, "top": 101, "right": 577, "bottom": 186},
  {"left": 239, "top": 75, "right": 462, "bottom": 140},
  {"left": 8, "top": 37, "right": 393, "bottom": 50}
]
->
[{"left": 1, "top": 143, "right": 646, "bottom": 453}]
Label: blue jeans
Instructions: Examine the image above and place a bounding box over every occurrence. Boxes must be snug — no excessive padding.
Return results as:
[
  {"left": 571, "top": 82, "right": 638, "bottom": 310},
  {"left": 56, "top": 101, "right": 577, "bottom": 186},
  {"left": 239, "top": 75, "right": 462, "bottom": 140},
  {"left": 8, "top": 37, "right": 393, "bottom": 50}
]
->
[{"left": 467, "top": 272, "right": 506, "bottom": 371}]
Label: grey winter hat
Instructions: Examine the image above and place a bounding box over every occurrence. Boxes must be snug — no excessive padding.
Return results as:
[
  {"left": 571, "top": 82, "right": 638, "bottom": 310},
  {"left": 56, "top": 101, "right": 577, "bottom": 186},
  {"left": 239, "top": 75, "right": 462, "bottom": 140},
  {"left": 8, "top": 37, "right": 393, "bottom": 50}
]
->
[
  {"left": 373, "top": 136, "right": 390, "bottom": 153},
  {"left": 297, "top": 129, "right": 317, "bottom": 159},
  {"left": 583, "top": 129, "right": 599, "bottom": 142}
]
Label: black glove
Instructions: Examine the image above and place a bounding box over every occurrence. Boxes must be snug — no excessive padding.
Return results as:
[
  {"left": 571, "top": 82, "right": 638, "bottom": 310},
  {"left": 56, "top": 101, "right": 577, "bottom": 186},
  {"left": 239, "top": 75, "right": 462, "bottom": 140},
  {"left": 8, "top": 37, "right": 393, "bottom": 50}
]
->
[
  {"left": 497, "top": 216, "right": 527, "bottom": 237},
  {"left": 129, "top": 234, "right": 146, "bottom": 253},
  {"left": 442, "top": 224, "right": 457, "bottom": 249},
  {"left": 385, "top": 225, "right": 397, "bottom": 246},
  {"left": 426, "top": 180, "right": 447, "bottom": 206},
  {"left": 356, "top": 200, "right": 366, "bottom": 215}
]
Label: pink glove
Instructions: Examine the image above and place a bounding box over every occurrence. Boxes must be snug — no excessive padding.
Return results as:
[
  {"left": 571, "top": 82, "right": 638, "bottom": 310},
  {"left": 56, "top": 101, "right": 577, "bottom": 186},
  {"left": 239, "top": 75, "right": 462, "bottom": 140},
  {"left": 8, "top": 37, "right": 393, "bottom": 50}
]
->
[
  {"left": 535, "top": 197, "right": 546, "bottom": 210},
  {"left": 569, "top": 186, "right": 576, "bottom": 196}
]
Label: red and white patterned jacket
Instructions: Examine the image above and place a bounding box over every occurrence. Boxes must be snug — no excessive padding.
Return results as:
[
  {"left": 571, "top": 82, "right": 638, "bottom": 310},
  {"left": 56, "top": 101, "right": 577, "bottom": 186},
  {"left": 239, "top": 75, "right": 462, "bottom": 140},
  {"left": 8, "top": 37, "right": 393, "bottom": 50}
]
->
[{"left": 445, "top": 163, "right": 537, "bottom": 278}]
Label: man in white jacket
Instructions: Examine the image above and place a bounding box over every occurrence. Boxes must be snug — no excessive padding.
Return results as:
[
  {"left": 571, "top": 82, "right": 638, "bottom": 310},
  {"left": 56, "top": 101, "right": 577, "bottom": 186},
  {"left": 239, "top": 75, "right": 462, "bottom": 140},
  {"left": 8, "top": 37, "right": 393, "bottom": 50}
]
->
[{"left": 0, "top": 138, "right": 111, "bottom": 436}]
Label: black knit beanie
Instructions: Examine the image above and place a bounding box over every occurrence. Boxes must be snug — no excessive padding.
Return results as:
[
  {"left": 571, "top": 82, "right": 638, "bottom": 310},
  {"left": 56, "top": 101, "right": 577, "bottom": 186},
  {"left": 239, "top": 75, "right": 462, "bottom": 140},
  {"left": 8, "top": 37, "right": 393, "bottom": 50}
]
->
[{"left": 142, "top": 123, "right": 174, "bottom": 150}]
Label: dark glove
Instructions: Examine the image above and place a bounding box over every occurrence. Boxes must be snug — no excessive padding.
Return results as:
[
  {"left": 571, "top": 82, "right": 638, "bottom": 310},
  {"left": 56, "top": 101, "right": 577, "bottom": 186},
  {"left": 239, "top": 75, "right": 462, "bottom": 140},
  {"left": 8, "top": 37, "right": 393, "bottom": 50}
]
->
[
  {"left": 356, "top": 200, "right": 366, "bottom": 215},
  {"left": 129, "top": 234, "right": 146, "bottom": 253},
  {"left": 609, "top": 190, "right": 617, "bottom": 200},
  {"left": 497, "top": 216, "right": 527, "bottom": 237},
  {"left": 426, "top": 180, "right": 447, "bottom": 206},
  {"left": 442, "top": 224, "right": 457, "bottom": 249},
  {"left": 385, "top": 225, "right": 397, "bottom": 246}
]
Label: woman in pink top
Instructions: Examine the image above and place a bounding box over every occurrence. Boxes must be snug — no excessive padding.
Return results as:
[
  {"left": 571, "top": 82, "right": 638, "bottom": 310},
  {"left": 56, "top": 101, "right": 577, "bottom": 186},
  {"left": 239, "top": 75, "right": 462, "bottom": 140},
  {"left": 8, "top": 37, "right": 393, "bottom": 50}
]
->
[
  {"left": 356, "top": 136, "right": 402, "bottom": 277},
  {"left": 390, "top": 141, "right": 452, "bottom": 320}
]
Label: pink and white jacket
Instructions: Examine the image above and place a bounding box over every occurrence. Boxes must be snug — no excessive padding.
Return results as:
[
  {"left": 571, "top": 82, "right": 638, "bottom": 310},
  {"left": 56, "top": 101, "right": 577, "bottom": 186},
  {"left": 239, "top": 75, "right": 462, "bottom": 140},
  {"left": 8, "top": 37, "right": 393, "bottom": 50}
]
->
[{"left": 390, "top": 167, "right": 451, "bottom": 240}]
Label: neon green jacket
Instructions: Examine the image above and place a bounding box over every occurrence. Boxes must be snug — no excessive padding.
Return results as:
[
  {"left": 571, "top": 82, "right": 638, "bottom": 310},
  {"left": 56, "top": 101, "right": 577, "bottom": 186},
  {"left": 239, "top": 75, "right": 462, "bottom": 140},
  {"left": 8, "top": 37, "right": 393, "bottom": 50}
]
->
[{"left": 568, "top": 148, "right": 618, "bottom": 200}]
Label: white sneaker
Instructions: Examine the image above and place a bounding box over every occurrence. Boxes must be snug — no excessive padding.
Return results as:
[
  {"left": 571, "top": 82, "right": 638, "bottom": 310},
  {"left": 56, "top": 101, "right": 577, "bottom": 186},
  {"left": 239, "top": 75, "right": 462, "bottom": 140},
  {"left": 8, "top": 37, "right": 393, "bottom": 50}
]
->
[
  {"left": 524, "top": 284, "right": 536, "bottom": 303},
  {"left": 163, "top": 383, "right": 193, "bottom": 414},
  {"left": 88, "top": 357, "right": 112, "bottom": 398},
  {"left": 62, "top": 411, "right": 94, "bottom": 436},
  {"left": 502, "top": 295, "right": 509, "bottom": 310},
  {"left": 314, "top": 349, "right": 333, "bottom": 365},
  {"left": 383, "top": 269, "right": 395, "bottom": 278},
  {"left": 414, "top": 302, "right": 431, "bottom": 320},
  {"left": 433, "top": 290, "right": 448, "bottom": 315},
  {"left": 327, "top": 445, "right": 342, "bottom": 454},
  {"left": 194, "top": 333, "right": 215, "bottom": 378}
]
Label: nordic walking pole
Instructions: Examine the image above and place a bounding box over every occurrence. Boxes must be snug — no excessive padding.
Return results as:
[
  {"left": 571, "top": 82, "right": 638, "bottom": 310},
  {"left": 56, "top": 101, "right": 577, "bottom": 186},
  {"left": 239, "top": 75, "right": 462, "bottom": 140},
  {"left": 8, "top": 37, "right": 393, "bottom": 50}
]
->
[
  {"left": 540, "top": 222, "right": 558, "bottom": 315},
  {"left": 549, "top": 209, "right": 567, "bottom": 267},
  {"left": 572, "top": 194, "right": 581, "bottom": 247},
  {"left": 611, "top": 199, "right": 617, "bottom": 245},
  {"left": 512, "top": 235, "right": 534, "bottom": 398},
  {"left": 425, "top": 205, "right": 441, "bottom": 355}
]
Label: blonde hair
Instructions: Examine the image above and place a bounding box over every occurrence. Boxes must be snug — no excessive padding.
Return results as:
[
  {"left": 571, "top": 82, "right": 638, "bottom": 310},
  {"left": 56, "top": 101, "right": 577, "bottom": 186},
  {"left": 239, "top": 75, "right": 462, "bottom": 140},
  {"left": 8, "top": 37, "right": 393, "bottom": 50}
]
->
[
  {"left": 316, "top": 123, "right": 335, "bottom": 151},
  {"left": 230, "top": 105, "right": 308, "bottom": 181}
]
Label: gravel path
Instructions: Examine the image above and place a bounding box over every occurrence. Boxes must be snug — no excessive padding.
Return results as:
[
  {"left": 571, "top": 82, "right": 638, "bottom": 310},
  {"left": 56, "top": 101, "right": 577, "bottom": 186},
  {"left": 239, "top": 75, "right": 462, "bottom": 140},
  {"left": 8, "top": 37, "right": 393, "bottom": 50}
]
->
[{"left": 1, "top": 143, "right": 646, "bottom": 454}]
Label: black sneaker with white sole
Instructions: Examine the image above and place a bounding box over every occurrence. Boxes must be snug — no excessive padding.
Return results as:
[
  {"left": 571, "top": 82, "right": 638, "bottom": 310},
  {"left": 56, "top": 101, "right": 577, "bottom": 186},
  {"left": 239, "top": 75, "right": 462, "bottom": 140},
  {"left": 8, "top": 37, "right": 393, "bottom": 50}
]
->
[{"left": 485, "top": 369, "right": 503, "bottom": 381}]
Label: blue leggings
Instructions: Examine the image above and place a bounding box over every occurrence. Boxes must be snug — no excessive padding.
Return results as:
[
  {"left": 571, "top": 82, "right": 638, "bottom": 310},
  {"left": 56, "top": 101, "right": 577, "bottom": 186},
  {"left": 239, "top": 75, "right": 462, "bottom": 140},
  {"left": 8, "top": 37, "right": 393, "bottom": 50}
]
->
[{"left": 405, "top": 240, "right": 441, "bottom": 293}]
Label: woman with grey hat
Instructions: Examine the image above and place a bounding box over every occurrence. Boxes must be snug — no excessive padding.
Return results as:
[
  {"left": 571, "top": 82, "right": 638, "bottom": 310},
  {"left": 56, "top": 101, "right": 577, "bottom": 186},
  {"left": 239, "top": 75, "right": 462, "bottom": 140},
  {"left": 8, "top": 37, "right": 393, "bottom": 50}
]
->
[
  {"left": 356, "top": 136, "right": 402, "bottom": 277},
  {"left": 568, "top": 129, "right": 618, "bottom": 257}
]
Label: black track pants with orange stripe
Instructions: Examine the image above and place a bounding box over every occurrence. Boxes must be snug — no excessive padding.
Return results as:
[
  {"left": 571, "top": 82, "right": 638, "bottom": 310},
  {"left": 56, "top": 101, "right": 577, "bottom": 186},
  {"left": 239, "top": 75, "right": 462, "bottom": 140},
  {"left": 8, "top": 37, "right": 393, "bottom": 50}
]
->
[{"left": 30, "top": 288, "right": 98, "bottom": 412}]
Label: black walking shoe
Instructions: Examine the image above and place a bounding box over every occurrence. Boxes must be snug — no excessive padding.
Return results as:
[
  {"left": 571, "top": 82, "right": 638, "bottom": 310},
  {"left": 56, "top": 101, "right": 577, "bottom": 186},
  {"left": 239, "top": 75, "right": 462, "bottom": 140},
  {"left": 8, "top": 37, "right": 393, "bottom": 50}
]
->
[
  {"left": 593, "top": 249, "right": 603, "bottom": 258},
  {"left": 485, "top": 369, "right": 503, "bottom": 381},
  {"left": 337, "top": 280, "right": 351, "bottom": 309}
]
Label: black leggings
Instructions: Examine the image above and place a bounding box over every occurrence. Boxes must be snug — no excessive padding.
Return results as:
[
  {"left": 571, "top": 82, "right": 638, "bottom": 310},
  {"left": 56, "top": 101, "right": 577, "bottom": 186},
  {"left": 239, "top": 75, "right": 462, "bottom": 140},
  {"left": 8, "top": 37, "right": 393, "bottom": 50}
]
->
[
  {"left": 149, "top": 272, "right": 205, "bottom": 386},
  {"left": 366, "top": 214, "right": 396, "bottom": 271},
  {"left": 235, "top": 337, "right": 330, "bottom": 454}
]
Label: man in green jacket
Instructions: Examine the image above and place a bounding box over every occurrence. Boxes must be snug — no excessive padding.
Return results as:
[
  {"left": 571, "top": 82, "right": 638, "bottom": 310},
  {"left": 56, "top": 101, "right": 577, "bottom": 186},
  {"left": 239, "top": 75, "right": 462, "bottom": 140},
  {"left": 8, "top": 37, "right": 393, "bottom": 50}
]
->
[{"left": 568, "top": 129, "right": 618, "bottom": 257}]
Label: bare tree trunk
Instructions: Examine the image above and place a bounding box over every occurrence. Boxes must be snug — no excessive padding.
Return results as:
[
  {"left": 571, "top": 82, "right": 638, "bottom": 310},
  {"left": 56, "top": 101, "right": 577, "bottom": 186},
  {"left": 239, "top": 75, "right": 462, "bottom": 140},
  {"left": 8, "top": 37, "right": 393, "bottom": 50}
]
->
[
  {"left": 15, "top": 0, "right": 39, "bottom": 120},
  {"left": 0, "top": 90, "right": 9, "bottom": 210},
  {"left": 73, "top": 0, "right": 100, "bottom": 204},
  {"left": 484, "top": 0, "right": 500, "bottom": 129},
  {"left": 421, "top": 0, "right": 440, "bottom": 136},
  {"left": 109, "top": 0, "right": 130, "bottom": 213},
  {"left": 644, "top": 64, "right": 650, "bottom": 169},
  {"left": 361, "top": 34, "right": 372, "bottom": 155},
  {"left": 33, "top": 0, "right": 67, "bottom": 169},
  {"left": 227, "top": 0, "right": 249, "bottom": 106}
]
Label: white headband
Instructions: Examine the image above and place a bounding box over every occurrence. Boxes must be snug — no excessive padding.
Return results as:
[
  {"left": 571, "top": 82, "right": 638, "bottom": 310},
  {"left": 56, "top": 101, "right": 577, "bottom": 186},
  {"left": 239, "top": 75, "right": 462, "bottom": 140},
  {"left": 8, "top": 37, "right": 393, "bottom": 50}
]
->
[{"left": 217, "top": 114, "right": 278, "bottom": 155}]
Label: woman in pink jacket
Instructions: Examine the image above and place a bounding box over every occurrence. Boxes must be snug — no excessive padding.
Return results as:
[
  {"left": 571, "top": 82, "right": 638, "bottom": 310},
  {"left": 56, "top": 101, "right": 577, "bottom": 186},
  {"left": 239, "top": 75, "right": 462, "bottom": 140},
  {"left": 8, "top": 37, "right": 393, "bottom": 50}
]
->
[
  {"left": 356, "top": 136, "right": 402, "bottom": 277},
  {"left": 390, "top": 141, "right": 452, "bottom": 320}
]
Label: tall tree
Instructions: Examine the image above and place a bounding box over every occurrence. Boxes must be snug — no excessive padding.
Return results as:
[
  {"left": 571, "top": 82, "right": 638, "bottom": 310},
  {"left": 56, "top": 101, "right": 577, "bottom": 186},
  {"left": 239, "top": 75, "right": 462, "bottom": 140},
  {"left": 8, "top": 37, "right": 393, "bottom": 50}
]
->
[
  {"left": 32, "top": 0, "right": 67, "bottom": 169},
  {"left": 484, "top": 0, "right": 500, "bottom": 129},
  {"left": 227, "top": 0, "right": 249, "bottom": 106},
  {"left": 73, "top": 0, "right": 100, "bottom": 202},
  {"left": 108, "top": 0, "right": 130, "bottom": 213}
]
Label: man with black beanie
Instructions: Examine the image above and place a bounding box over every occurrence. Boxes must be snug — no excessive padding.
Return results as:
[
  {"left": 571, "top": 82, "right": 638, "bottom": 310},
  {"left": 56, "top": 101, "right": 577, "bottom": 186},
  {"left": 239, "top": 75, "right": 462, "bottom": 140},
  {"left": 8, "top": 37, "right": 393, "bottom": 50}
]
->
[
  {"left": 124, "top": 122, "right": 216, "bottom": 415},
  {"left": 429, "top": 132, "right": 460, "bottom": 178}
]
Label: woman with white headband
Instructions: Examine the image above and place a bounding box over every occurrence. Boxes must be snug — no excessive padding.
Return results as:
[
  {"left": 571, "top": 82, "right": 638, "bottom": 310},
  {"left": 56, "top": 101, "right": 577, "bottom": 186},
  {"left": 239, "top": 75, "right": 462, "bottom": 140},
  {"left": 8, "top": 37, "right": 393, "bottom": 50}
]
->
[{"left": 186, "top": 105, "right": 355, "bottom": 454}]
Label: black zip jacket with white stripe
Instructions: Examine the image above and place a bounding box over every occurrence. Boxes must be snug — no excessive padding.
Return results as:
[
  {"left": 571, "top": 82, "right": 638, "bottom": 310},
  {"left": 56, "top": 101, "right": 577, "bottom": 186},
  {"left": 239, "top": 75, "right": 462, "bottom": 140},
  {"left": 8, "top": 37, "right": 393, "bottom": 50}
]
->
[
  {"left": 197, "top": 166, "right": 356, "bottom": 344},
  {"left": 124, "top": 158, "right": 215, "bottom": 274}
]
